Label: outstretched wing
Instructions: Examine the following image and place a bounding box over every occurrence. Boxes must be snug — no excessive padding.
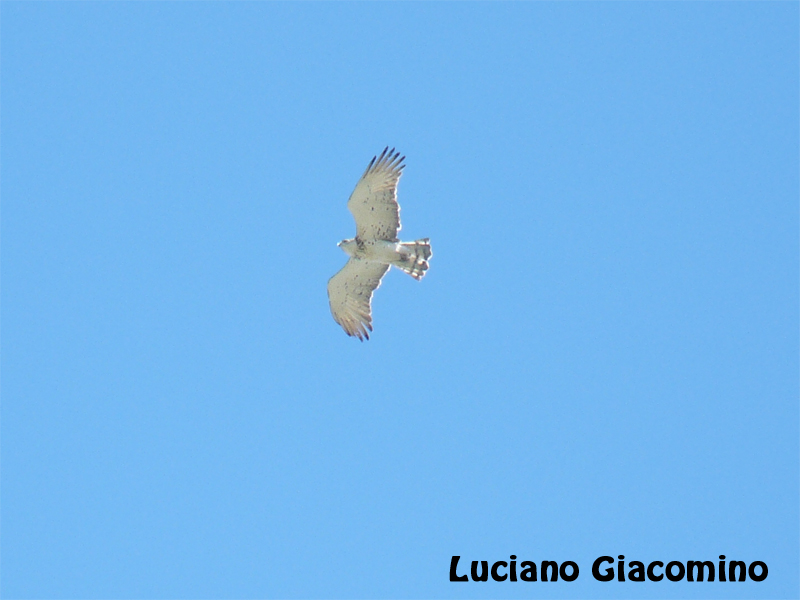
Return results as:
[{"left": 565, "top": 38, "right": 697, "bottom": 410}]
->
[
  {"left": 327, "top": 258, "right": 390, "bottom": 340},
  {"left": 347, "top": 147, "right": 405, "bottom": 241}
]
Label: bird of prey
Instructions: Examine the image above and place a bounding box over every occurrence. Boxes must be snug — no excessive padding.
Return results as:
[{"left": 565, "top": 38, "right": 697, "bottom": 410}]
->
[{"left": 327, "top": 147, "right": 432, "bottom": 340}]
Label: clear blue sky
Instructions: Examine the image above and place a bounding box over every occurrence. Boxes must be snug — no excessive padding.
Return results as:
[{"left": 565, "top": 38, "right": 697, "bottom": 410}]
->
[{"left": 2, "top": 3, "right": 797, "bottom": 599}]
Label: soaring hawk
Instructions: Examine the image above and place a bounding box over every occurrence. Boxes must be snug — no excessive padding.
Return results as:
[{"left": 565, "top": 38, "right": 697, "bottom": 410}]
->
[{"left": 327, "top": 147, "right": 432, "bottom": 340}]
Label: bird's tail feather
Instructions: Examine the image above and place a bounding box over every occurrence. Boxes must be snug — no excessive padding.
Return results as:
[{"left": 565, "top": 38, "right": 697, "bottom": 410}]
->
[{"left": 393, "top": 238, "right": 432, "bottom": 280}]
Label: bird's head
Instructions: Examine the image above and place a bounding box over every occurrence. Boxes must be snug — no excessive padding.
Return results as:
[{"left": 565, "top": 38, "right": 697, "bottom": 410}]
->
[{"left": 338, "top": 238, "right": 358, "bottom": 257}]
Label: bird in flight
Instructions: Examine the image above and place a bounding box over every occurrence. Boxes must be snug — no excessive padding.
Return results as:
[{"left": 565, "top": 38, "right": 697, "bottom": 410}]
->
[{"left": 327, "top": 147, "right": 432, "bottom": 340}]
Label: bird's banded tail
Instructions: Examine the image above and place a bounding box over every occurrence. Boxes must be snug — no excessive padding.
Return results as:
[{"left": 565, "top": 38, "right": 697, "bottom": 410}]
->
[{"left": 394, "top": 238, "right": 432, "bottom": 281}]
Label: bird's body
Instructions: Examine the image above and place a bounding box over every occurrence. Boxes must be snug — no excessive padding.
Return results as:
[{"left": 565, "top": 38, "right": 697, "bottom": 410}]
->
[
  {"left": 338, "top": 238, "right": 431, "bottom": 279},
  {"left": 327, "top": 148, "right": 432, "bottom": 340}
]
